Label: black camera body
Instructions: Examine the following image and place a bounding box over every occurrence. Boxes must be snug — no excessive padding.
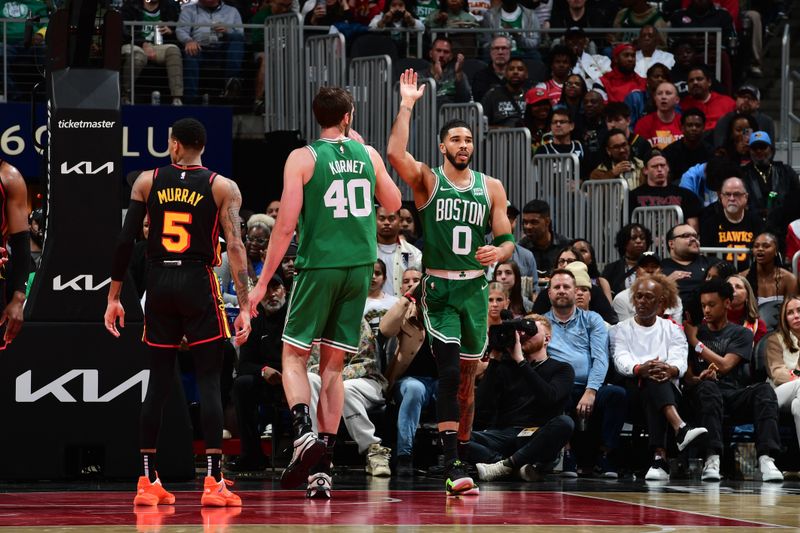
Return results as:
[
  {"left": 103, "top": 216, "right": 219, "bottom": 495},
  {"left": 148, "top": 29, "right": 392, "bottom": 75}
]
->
[{"left": 488, "top": 310, "right": 538, "bottom": 352}]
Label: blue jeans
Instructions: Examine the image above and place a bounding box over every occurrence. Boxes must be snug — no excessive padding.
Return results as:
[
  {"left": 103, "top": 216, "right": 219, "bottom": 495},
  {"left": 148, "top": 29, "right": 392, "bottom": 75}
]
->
[
  {"left": 183, "top": 32, "right": 244, "bottom": 98},
  {"left": 567, "top": 383, "right": 627, "bottom": 451},
  {"left": 393, "top": 376, "right": 437, "bottom": 456}
]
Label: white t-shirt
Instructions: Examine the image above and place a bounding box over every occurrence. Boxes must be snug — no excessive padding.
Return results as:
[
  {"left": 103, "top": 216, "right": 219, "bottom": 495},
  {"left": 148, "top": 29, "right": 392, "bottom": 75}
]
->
[
  {"left": 609, "top": 316, "right": 688, "bottom": 381},
  {"left": 364, "top": 292, "right": 399, "bottom": 332},
  {"left": 377, "top": 243, "right": 397, "bottom": 296}
]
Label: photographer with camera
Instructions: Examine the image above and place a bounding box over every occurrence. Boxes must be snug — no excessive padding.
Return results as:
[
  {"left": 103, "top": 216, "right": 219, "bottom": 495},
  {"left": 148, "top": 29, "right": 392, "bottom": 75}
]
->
[{"left": 469, "top": 312, "right": 575, "bottom": 481}]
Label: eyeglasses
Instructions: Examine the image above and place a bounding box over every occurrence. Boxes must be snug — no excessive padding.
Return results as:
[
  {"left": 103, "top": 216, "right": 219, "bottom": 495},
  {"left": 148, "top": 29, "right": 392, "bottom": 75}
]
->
[
  {"left": 557, "top": 257, "right": 578, "bottom": 265},
  {"left": 551, "top": 119, "right": 570, "bottom": 125},
  {"left": 673, "top": 232, "right": 698, "bottom": 240},
  {"left": 246, "top": 236, "right": 269, "bottom": 245},
  {"left": 721, "top": 191, "right": 746, "bottom": 198},
  {"left": 609, "top": 142, "right": 629, "bottom": 150}
]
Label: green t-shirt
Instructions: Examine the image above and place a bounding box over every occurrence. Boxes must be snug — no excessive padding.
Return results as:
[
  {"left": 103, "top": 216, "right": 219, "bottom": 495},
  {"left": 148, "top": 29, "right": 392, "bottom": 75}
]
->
[
  {"left": 295, "top": 138, "right": 377, "bottom": 270},
  {"left": 0, "top": 0, "right": 48, "bottom": 43}
]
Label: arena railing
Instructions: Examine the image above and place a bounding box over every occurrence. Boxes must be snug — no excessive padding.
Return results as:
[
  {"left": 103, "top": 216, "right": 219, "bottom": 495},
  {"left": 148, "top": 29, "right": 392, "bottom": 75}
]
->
[
  {"left": 304, "top": 32, "right": 347, "bottom": 141},
  {"left": 631, "top": 205, "right": 683, "bottom": 259},
  {"left": 483, "top": 127, "right": 533, "bottom": 238},
  {"left": 120, "top": 20, "right": 268, "bottom": 108},
  {"left": 580, "top": 178, "right": 628, "bottom": 268},
  {"left": 780, "top": 23, "right": 800, "bottom": 168},
  {"left": 438, "top": 102, "right": 487, "bottom": 170},
  {"left": 391, "top": 77, "right": 438, "bottom": 200},
  {"left": 793, "top": 251, "right": 800, "bottom": 278},
  {"left": 264, "top": 14, "right": 305, "bottom": 131},
  {"left": 532, "top": 153, "right": 582, "bottom": 239},
  {"left": 348, "top": 55, "right": 394, "bottom": 160},
  {"left": 699, "top": 246, "right": 752, "bottom": 270},
  {"left": 429, "top": 27, "right": 724, "bottom": 81}
]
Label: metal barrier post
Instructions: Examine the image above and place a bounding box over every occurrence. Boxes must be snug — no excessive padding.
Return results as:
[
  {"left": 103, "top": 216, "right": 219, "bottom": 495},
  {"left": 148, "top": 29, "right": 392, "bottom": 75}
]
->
[
  {"left": 484, "top": 128, "right": 532, "bottom": 239},
  {"left": 780, "top": 24, "right": 800, "bottom": 167},
  {"left": 348, "top": 55, "right": 393, "bottom": 159},
  {"left": 580, "top": 179, "right": 628, "bottom": 268},
  {"left": 438, "top": 103, "right": 486, "bottom": 170},
  {"left": 264, "top": 14, "right": 304, "bottom": 132},
  {"left": 699, "top": 246, "right": 752, "bottom": 271},
  {"left": 304, "top": 33, "right": 346, "bottom": 142},
  {"left": 631, "top": 206, "right": 683, "bottom": 259},
  {"left": 533, "top": 153, "right": 582, "bottom": 239}
]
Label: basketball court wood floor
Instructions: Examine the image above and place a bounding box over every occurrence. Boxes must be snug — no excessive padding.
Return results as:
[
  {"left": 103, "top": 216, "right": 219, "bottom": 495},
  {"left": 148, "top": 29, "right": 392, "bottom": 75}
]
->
[{"left": 1, "top": 472, "right": 799, "bottom": 531}]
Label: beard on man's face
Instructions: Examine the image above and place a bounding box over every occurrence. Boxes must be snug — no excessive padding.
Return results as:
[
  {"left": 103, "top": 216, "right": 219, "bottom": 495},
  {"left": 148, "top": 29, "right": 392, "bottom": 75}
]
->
[{"left": 445, "top": 148, "right": 472, "bottom": 170}]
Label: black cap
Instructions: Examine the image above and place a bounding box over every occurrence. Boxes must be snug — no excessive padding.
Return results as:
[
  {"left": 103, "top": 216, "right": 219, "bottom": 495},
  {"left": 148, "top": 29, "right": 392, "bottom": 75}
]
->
[
  {"left": 637, "top": 252, "right": 661, "bottom": 267},
  {"left": 284, "top": 242, "right": 298, "bottom": 258},
  {"left": 507, "top": 202, "right": 520, "bottom": 219},
  {"left": 268, "top": 273, "right": 284, "bottom": 287},
  {"left": 565, "top": 26, "right": 586, "bottom": 38}
]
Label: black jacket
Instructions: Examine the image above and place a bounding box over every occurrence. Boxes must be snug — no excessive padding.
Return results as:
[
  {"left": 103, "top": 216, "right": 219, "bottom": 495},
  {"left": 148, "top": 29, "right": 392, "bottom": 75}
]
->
[
  {"left": 475, "top": 356, "right": 574, "bottom": 429},
  {"left": 121, "top": 0, "right": 182, "bottom": 47},
  {"left": 237, "top": 304, "right": 287, "bottom": 376},
  {"left": 742, "top": 161, "right": 800, "bottom": 220}
]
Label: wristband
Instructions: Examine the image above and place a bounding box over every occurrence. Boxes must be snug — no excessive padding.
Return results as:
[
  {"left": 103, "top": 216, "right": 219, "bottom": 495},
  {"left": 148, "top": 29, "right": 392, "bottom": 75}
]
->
[
  {"left": 261, "top": 366, "right": 269, "bottom": 377},
  {"left": 633, "top": 364, "right": 640, "bottom": 376},
  {"left": 694, "top": 341, "right": 705, "bottom": 354},
  {"left": 492, "top": 233, "right": 515, "bottom": 247}
]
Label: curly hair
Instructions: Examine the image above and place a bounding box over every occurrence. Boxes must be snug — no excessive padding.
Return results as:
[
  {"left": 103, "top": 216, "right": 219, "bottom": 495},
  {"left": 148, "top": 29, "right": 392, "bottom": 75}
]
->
[{"left": 629, "top": 272, "right": 678, "bottom": 312}]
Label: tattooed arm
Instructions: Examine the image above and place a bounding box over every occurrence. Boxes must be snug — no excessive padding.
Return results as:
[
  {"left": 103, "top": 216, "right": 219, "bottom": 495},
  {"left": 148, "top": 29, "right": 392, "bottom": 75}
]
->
[
  {"left": 215, "top": 175, "right": 251, "bottom": 345},
  {"left": 249, "top": 146, "right": 309, "bottom": 316}
]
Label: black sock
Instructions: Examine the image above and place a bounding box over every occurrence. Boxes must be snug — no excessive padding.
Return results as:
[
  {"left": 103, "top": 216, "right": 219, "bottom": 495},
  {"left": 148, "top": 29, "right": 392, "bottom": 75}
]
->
[
  {"left": 142, "top": 452, "right": 157, "bottom": 482},
  {"left": 440, "top": 430, "right": 458, "bottom": 464},
  {"left": 290, "top": 403, "right": 312, "bottom": 440},
  {"left": 311, "top": 432, "right": 337, "bottom": 475},
  {"left": 207, "top": 453, "right": 222, "bottom": 482},
  {"left": 458, "top": 441, "right": 470, "bottom": 462}
]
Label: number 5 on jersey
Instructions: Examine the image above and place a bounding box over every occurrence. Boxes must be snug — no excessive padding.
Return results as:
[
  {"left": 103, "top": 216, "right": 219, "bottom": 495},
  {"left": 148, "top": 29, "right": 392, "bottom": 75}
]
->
[
  {"left": 162, "top": 211, "right": 192, "bottom": 253},
  {"left": 323, "top": 178, "right": 372, "bottom": 219}
]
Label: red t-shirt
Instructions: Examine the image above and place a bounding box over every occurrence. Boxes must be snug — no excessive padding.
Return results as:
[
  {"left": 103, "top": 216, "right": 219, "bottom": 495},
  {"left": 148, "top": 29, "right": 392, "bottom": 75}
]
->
[
  {"left": 599, "top": 69, "right": 646, "bottom": 103},
  {"left": 535, "top": 79, "right": 564, "bottom": 106},
  {"left": 634, "top": 112, "right": 684, "bottom": 149},
  {"left": 680, "top": 92, "right": 735, "bottom": 131}
]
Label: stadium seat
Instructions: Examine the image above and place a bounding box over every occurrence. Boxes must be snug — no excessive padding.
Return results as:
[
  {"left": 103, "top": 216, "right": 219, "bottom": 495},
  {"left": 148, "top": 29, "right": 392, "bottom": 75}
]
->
[
  {"left": 393, "top": 57, "right": 431, "bottom": 80},
  {"left": 461, "top": 57, "right": 487, "bottom": 86},
  {"left": 350, "top": 33, "right": 400, "bottom": 63}
]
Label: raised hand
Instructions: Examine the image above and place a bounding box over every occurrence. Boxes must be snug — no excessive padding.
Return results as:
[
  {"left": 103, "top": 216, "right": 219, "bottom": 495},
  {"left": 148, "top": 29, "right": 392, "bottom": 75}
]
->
[{"left": 399, "top": 68, "right": 426, "bottom": 103}]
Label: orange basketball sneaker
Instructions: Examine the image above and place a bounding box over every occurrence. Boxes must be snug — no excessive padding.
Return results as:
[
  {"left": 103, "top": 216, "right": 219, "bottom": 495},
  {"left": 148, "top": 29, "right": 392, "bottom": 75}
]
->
[
  {"left": 201, "top": 475, "right": 242, "bottom": 507},
  {"left": 134, "top": 475, "right": 176, "bottom": 506}
]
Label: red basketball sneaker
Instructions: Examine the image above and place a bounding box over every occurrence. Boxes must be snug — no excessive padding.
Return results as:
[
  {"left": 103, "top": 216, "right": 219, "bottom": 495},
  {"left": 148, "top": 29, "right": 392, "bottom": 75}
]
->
[
  {"left": 201, "top": 475, "right": 242, "bottom": 507},
  {"left": 134, "top": 475, "right": 176, "bottom": 506}
]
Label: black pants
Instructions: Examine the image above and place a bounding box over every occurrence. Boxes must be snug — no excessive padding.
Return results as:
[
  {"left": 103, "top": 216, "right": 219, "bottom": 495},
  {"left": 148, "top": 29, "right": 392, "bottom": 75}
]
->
[
  {"left": 623, "top": 378, "right": 681, "bottom": 449},
  {"left": 683, "top": 380, "right": 781, "bottom": 456},
  {"left": 231, "top": 374, "right": 284, "bottom": 461},
  {"left": 466, "top": 415, "right": 574, "bottom": 467}
]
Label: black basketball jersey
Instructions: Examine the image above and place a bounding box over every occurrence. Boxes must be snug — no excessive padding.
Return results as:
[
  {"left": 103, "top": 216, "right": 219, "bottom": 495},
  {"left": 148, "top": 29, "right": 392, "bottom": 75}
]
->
[{"left": 147, "top": 164, "right": 221, "bottom": 266}]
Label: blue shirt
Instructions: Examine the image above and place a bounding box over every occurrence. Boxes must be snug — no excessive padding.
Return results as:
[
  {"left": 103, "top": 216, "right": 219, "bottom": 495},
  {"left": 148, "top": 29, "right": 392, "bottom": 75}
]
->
[
  {"left": 679, "top": 162, "right": 718, "bottom": 207},
  {"left": 544, "top": 307, "right": 609, "bottom": 390}
]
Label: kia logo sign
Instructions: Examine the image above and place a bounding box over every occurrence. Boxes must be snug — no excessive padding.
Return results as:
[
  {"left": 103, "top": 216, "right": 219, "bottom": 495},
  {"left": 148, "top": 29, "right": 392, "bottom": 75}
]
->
[
  {"left": 15, "top": 369, "right": 150, "bottom": 403},
  {"left": 60, "top": 161, "right": 115, "bottom": 175},
  {"left": 52, "top": 275, "right": 111, "bottom": 291}
]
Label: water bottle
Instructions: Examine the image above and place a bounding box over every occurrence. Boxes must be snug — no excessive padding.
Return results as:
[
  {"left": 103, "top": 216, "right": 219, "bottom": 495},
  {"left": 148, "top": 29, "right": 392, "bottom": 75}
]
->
[
  {"left": 151, "top": 90, "right": 161, "bottom": 105},
  {"left": 153, "top": 25, "right": 163, "bottom": 46}
]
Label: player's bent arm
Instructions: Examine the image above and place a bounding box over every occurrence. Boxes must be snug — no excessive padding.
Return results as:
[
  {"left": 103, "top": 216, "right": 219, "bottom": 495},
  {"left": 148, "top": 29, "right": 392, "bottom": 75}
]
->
[
  {"left": 215, "top": 176, "right": 250, "bottom": 311},
  {"left": 387, "top": 108, "right": 426, "bottom": 194},
  {"left": 487, "top": 177, "right": 514, "bottom": 262},
  {"left": 1, "top": 163, "right": 30, "bottom": 299},
  {"left": 108, "top": 171, "right": 154, "bottom": 299},
  {"left": 368, "top": 146, "right": 402, "bottom": 212},
  {"left": 255, "top": 148, "right": 309, "bottom": 290}
]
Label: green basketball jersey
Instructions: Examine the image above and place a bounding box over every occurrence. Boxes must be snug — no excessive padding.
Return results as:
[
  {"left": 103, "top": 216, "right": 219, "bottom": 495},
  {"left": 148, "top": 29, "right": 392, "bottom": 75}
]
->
[
  {"left": 295, "top": 138, "right": 377, "bottom": 270},
  {"left": 415, "top": 0, "right": 438, "bottom": 20},
  {"left": 419, "top": 166, "right": 492, "bottom": 272}
]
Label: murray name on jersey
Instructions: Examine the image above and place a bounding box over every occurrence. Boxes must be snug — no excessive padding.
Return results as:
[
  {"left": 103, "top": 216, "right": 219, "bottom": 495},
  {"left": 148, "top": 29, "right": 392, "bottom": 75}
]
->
[{"left": 156, "top": 187, "right": 205, "bottom": 207}]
